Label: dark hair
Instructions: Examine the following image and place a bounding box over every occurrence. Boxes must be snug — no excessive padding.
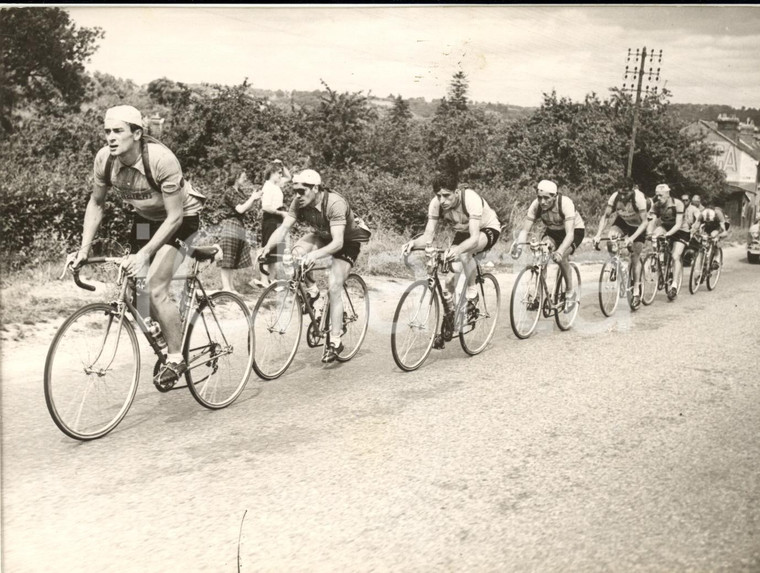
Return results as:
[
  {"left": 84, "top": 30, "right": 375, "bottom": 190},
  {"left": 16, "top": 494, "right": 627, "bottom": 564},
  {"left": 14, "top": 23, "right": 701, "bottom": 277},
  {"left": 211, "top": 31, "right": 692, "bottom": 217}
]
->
[
  {"left": 432, "top": 172, "right": 459, "bottom": 194},
  {"left": 226, "top": 165, "right": 246, "bottom": 188},
  {"left": 127, "top": 123, "right": 143, "bottom": 135}
]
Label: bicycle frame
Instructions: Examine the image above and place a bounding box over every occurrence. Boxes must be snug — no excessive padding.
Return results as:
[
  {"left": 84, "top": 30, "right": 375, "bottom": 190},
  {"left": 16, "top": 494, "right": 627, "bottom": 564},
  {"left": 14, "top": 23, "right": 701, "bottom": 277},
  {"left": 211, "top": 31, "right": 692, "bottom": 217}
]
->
[
  {"left": 413, "top": 247, "right": 488, "bottom": 339},
  {"left": 74, "top": 253, "right": 236, "bottom": 381},
  {"left": 518, "top": 242, "right": 567, "bottom": 314}
]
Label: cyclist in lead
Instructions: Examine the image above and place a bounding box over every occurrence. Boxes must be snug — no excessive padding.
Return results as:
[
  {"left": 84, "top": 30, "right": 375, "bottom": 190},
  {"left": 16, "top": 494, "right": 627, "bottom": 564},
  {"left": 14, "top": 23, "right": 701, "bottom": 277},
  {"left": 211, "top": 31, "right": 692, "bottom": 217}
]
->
[
  {"left": 401, "top": 172, "right": 501, "bottom": 336},
  {"left": 511, "top": 179, "right": 585, "bottom": 312},
  {"left": 592, "top": 180, "right": 649, "bottom": 307},
  {"left": 66, "top": 105, "right": 206, "bottom": 388},
  {"left": 258, "top": 169, "right": 371, "bottom": 363}
]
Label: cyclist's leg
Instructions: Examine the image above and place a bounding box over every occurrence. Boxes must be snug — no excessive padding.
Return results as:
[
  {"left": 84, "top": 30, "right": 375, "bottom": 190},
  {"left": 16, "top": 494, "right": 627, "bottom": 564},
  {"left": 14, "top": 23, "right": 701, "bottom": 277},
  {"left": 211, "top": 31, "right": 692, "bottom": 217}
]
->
[
  {"left": 291, "top": 232, "right": 323, "bottom": 291},
  {"left": 327, "top": 254, "right": 355, "bottom": 348},
  {"left": 139, "top": 215, "right": 198, "bottom": 357},
  {"left": 670, "top": 233, "right": 687, "bottom": 289},
  {"left": 456, "top": 229, "right": 496, "bottom": 294},
  {"left": 147, "top": 243, "right": 186, "bottom": 355}
]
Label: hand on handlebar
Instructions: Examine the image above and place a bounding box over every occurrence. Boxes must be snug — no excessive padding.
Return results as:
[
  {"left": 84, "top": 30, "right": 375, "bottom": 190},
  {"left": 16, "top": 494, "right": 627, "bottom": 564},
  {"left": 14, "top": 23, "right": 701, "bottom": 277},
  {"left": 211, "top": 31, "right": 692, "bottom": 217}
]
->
[
  {"left": 401, "top": 241, "right": 414, "bottom": 257},
  {"left": 551, "top": 251, "right": 565, "bottom": 264},
  {"left": 119, "top": 252, "right": 149, "bottom": 278}
]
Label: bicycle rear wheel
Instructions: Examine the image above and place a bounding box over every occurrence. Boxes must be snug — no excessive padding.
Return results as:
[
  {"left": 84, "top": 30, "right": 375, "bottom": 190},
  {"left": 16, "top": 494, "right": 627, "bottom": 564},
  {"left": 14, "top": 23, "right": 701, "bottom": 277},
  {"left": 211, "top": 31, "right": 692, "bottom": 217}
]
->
[
  {"left": 251, "top": 281, "right": 302, "bottom": 380},
  {"left": 44, "top": 303, "right": 140, "bottom": 441},
  {"left": 555, "top": 263, "right": 582, "bottom": 331},
  {"left": 510, "top": 266, "right": 542, "bottom": 339},
  {"left": 689, "top": 249, "right": 704, "bottom": 294},
  {"left": 460, "top": 273, "right": 500, "bottom": 356},
  {"left": 184, "top": 292, "right": 254, "bottom": 409},
  {"left": 641, "top": 254, "right": 658, "bottom": 306},
  {"left": 706, "top": 247, "right": 722, "bottom": 291},
  {"left": 335, "top": 273, "right": 370, "bottom": 362},
  {"left": 598, "top": 259, "right": 620, "bottom": 317},
  {"left": 391, "top": 280, "right": 439, "bottom": 372}
]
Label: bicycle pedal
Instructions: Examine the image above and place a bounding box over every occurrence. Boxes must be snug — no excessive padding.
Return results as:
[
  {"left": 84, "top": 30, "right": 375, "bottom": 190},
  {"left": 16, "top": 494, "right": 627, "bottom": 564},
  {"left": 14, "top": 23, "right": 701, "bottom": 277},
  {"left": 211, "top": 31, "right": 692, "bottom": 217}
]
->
[{"left": 433, "top": 335, "right": 445, "bottom": 350}]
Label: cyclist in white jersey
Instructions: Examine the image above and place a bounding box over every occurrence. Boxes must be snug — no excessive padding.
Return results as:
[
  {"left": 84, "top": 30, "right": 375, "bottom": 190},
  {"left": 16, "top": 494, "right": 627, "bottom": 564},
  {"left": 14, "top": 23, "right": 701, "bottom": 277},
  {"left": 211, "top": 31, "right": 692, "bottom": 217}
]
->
[
  {"left": 592, "top": 181, "right": 648, "bottom": 307},
  {"left": 401, "top": 172, "right": 501, "bottom": 332}
]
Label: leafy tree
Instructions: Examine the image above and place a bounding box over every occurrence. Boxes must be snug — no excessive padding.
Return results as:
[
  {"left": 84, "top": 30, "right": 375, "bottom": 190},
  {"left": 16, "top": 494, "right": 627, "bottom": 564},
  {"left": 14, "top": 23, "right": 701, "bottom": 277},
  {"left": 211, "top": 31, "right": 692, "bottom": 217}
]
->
[
  {"left": 0, "top": 7, "right": 104, "bottom": 129},
  {"left": 307, "top": 80, "right": 377, "bottom": 169},
  {"left": 147, "top": 77, "right": 192, "bottom": 109},
  {"left": 427, "top": 71, "right": 486, "bottom": 178},
  {"left": 389, "top": 95, "right": 412, "bottom": 125}
]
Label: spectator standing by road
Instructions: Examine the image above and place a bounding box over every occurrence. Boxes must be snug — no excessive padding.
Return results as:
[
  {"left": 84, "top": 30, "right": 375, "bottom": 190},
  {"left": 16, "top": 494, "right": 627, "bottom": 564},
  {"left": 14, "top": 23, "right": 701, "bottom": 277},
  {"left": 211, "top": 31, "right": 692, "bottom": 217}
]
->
[
  {"left": 218, "top": 167, "right": 261, "bottom": 293},
  {"left": 253, "top": 160, "right": 291, "bottom": 288}
]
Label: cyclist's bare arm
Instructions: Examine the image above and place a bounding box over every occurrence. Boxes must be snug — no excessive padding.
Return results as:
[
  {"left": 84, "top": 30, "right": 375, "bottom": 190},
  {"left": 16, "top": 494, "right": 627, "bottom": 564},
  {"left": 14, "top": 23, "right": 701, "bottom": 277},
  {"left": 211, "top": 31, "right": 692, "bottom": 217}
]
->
[
  {"left": 449, "top": 218, "right": 481, "bottom": 258},
  {"left": 594, "top": 205, "right": 614, "bottom": 241},
  {"left": 630, "top": 210, "right": 649, "bottom": 242},
  {"left": 513, "top": 217, "right": 534, "bottom": 249},
  {"left": 665, "top": 213, "right": 683, "bottom": 238},
  {"left": 403, "top": 218, "right": 437, "bottom": 255},
  {"left": 71, "top": 183, "right": 108, "bottom": 267},
  {"left": 310, "top": 224, "right": 346, "bottom": 261},
  {"left": 260, "top": 214, "right": 296, "bottom": 256}
]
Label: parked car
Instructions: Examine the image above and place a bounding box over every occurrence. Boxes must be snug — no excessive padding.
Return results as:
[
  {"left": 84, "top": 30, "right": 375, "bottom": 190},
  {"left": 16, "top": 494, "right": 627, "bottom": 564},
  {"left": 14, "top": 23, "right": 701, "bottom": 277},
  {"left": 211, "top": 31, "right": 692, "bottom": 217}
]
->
[{"left": 748, "top": 220, "right": 760, "bottom": 264}]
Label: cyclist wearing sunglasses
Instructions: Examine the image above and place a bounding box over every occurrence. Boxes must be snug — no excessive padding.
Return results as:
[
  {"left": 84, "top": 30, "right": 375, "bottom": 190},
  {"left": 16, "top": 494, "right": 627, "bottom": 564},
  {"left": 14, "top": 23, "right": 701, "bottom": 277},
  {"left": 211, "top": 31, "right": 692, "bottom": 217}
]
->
[
  {"left": 258, "top": 169, "right": 370, "bottom": 363},
  {"left": 511, "top": 179, "right": 585, "bottom": 312}
]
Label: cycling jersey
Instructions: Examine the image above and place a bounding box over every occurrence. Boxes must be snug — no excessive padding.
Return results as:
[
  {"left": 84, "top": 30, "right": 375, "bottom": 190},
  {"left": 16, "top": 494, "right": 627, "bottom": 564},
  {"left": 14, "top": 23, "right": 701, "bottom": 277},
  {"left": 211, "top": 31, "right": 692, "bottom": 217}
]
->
[
  {"left": 427, "top": 188, "right": 500, "bottom": 233},
  {"left": 527, "top": 195, "right": 585, "bottom": 231},
  {"left": 287, "top": 190, "right": 370, "bottom": 243},
  {"left": 650, "top": 197, "right": 688, "bottom": 232},
  {"left": 94, "top": 143, "right": 205, "bottom": 222},
  {"left": 683, "top": 204, "right": 702, "bottom": 228},
  {"left": 607, "top": 190, "right": 648, "bottom": 226}
]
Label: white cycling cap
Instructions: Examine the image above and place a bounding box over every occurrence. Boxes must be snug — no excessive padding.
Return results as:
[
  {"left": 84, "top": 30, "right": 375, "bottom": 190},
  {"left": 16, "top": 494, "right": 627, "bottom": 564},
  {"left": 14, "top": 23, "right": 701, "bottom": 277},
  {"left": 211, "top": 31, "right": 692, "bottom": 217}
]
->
[
  {"left": 104, "top": 105, "right": 144, "bottom": 128},
  {"left": 655, "top": 183, "right": 671, "bottom": 194},
  {"left": 537, "top": 180, "right": 558, "bottom": 195},
  {"left": 292, "top": 169, "right": 322, "bottom": 186}
]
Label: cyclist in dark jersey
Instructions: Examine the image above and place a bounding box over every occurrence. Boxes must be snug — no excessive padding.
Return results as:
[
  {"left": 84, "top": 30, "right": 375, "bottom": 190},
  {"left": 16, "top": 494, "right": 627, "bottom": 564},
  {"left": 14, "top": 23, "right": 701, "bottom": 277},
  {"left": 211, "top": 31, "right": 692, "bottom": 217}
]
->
[{"left": 646, "top": 183, "right": 688, "bottom": 300}]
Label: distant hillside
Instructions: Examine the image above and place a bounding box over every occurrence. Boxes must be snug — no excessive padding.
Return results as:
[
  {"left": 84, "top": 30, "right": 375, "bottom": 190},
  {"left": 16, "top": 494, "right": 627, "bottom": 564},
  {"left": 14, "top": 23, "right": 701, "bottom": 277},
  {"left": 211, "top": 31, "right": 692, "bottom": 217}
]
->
[
  {"left": 238, "top": 86, "right": 535, "bottom": 122},
  {"left": 670, "top": 103, "right": 760, "bottom": 126}
]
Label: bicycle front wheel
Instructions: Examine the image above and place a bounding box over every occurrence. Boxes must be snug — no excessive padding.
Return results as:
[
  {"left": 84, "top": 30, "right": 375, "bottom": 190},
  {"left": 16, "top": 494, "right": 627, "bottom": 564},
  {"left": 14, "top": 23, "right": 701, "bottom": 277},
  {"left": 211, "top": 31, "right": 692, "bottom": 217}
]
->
[
  {"left": 555, "top": 263, "right": 582, "bottom": 331},
  {"left": 689, "top": 249, "right": 704, "bottom": 294},
  {"left": 251, "top": 281, "right": 302, "bottom": 380},
  {"left": 641, "top": 254, "right": 658, "bottom": 306},
  {"left": 706, "top": 247, "right": 723, "bottom": 291},
  {"left": 391, "top": 280, "right": 439, "bottom": 372},
  {"left": 44, "top": 303, "right": 140, "bottom": 441},
  {"left": 510, "top": 267, "right": 542, "bottom": 339},
  {"left": 598, "top": 259, "right": 621, "bottom": 317},
  {"left": 460, "top": 273, "right": 500, "bottom": 356},
  {"left": 335, "top": 273, "right": 370, "bottom": 363},
  {"left": 184, "top": 292, "right": 254, "bottom": 409}
]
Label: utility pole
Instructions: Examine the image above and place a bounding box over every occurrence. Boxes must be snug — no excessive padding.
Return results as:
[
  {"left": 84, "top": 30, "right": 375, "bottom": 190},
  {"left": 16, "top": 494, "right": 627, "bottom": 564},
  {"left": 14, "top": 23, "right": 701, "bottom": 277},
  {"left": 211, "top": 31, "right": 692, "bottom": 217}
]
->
[{"left": 622, "top": 47, "right": 663, "bottom": 178}]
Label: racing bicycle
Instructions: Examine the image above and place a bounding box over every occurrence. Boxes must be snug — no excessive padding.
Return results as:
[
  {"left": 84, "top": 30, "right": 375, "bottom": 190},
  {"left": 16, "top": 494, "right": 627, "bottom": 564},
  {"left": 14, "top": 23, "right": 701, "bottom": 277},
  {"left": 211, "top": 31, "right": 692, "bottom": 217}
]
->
[
  {"left": 595, "top": 236, "right": 641, "bottom": 316},
  {"left": 251, "top": 254, "right": 369, "bottom": 379},
  {"left": 509, "top": 240, "right": 582, "bottom": 339},
  {"left": 688, "top": 232, "right": 723, "bottom": 294},
  {"left": 640, "top": 235, "right": 682, "bottom": 305},
  {"left": 45, "top": 244, "right": 255, "bottom": 441},
  {"left": 391, "top": 244, "right": 500, "bottom": 372}
]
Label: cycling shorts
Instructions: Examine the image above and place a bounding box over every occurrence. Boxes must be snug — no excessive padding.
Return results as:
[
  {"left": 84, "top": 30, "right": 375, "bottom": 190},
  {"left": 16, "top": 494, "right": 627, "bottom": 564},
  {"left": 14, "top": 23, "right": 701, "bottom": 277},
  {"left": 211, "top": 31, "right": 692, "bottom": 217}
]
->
[
  {"left": 610, "top": 217, "right": 646, "bottom": 243},
  {"left": 452, "top": 228, "right": 501, "bottom": 253},
  {"left": 129, "top": 214, "right": 200, "bottom": 255},
  {"left": 543, "top": 228, "right": 585, "bottom": 254}
]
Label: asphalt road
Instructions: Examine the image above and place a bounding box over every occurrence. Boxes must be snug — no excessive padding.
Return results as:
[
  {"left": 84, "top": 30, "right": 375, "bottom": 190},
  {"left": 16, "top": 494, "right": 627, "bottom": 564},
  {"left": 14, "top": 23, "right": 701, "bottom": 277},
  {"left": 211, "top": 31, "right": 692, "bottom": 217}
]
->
[{"left": 2, "top": 246, "right": 759, "bottom": 572}]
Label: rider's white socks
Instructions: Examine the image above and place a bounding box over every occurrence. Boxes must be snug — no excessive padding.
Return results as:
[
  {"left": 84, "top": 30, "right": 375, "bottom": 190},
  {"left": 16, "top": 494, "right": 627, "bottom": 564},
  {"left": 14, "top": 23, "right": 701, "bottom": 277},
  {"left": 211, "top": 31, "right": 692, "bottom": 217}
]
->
[{"left": 167, "top": 353, "right": 183, "bottom": 364}]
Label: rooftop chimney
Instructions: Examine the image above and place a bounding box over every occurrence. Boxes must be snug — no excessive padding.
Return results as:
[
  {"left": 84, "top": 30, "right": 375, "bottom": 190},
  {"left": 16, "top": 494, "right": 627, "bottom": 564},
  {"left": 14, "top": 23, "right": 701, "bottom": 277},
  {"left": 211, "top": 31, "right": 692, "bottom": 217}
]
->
[{"left": 717, "top": 114, "right": 740, "bottom": 143}]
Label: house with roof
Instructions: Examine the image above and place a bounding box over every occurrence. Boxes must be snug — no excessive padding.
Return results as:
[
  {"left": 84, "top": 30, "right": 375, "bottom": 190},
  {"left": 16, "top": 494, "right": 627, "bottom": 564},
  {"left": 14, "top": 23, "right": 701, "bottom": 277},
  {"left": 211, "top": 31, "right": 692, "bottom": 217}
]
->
[{"left": 683, "top": 115, "right": 760, "bottom": 228}]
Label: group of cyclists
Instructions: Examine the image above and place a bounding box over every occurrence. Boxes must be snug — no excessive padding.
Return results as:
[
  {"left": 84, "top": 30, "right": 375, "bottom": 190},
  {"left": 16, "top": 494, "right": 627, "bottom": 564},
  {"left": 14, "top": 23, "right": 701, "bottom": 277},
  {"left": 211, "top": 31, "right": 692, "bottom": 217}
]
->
[{"left": 66, "top": 105, "right": 730, "bottom": 387}]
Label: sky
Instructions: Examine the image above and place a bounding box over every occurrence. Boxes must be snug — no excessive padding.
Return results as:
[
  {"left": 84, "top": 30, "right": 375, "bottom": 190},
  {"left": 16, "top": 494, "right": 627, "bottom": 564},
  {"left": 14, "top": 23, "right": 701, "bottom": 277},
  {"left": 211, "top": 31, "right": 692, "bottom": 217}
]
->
[{"left": 64, "top": 5, "right": 760, "bottom": 109}]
